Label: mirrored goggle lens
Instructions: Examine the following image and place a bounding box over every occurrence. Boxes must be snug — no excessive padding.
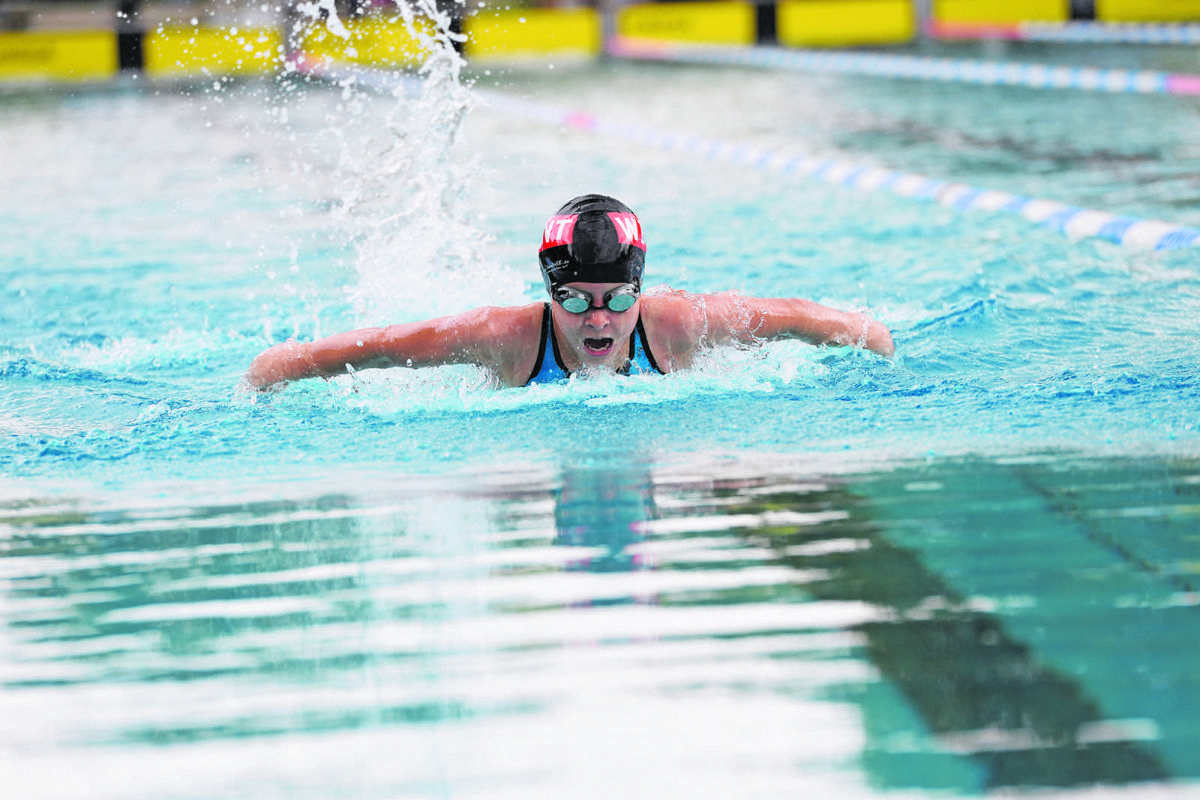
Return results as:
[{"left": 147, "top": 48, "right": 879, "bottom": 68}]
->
[
  {"left": 556, "top": 288, "right": 638, "bottom": 314},
  {"left": 606, "top": 292, "right": 637, "bottom": 312},
  {"left": 560, "top": 296, "right": 591, "bottom": 314}
]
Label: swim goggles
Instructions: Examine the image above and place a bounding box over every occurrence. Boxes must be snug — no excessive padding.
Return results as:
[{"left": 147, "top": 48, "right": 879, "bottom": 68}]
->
[{"left": 553, "top": 284, "right": 639, "bottom": 314}]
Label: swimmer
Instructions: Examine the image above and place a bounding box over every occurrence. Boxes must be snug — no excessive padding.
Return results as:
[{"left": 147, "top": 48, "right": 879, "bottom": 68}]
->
[{"left": 244, "top": 194, "right": 894, "bottom": 389}]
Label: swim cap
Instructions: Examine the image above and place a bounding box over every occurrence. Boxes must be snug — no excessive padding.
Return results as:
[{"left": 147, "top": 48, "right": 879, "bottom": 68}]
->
[{"left": 539, "top": 194, "right": 646, "bottom": 294}]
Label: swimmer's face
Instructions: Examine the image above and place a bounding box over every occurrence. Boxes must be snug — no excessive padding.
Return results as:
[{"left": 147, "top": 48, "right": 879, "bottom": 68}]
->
[{"left": 550, "top": 281, "right": 641, "bottom": 370}]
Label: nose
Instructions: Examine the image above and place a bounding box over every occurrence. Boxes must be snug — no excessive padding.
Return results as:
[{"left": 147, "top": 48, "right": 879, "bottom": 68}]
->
[{"left": 583, "top": 303, "right": 609, "bottom": 326}]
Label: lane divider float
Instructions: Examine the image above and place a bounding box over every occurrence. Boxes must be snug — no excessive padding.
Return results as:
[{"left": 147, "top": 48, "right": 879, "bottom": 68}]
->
[
  {"left": 608, "top": 36, "right": 1200, "bottom": 97},
  {"left": 927, "top": 20, "right": 1200, "bottom": 46}
]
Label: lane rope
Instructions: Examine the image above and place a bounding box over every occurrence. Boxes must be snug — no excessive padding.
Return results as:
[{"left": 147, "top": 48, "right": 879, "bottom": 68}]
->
[
  {"left": 927, "top": 20, "right": 1200, "bottom": 46},
  {"left": 608, "top": 37, "right": 1200, "bottom": 97},
  {"left": 297, "top": 57, "right": 1200, "bottom": 252}
]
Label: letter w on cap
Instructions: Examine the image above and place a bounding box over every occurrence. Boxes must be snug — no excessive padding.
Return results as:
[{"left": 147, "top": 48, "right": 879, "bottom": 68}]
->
[{"left": 608, "top": 213, "right": 644, "bottom": 249}]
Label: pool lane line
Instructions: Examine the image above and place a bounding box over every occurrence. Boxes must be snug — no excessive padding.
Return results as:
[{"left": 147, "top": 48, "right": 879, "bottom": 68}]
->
[
  {"left": 294, "top": 56, "right": 1200, "bottom": 252},
  {"left": 607, "top": 37, "right": 1200, "bottom": 97},
  {"left": 478, "top": 92, "right": 1200, "bottom": 252},
  {"left": 927, "top": 20, "right": 1200, "bottom": 46}
]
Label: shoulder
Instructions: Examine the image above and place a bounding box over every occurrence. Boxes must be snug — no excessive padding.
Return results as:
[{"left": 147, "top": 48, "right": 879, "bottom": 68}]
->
[
  {"left": 640, "top": 287, "right": 700, "bottom": 329},
  {"left": 450, "top": 302, "right": 543, "bottom": 338},
  {"left": 640, "top": 287, "right": 750, "bottom": 336},
  {"left": 637, "top": 287, "right": 724, "bottom": 370},
  {"left": 463, "top": 302, "right": 545, "bottom": 386}
]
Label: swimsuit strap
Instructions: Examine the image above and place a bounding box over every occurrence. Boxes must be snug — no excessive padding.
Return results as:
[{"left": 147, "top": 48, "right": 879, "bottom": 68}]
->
[
  {"left": 629, "top": 314, "right": 664, "bottom": 375},
  {"left": 525, "top": 304, "right": 570, "bottom": 385}
]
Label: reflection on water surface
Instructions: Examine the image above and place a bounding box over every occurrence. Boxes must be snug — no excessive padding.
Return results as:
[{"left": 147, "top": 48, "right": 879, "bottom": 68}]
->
[{"left": 4, "top": 455, "right": 1198, "bottom": 798}]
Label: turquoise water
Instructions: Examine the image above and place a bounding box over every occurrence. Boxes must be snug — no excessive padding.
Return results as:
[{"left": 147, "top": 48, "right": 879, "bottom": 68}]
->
[{"left": 3, "top": 38, "right": 1200, "bottom": 797}]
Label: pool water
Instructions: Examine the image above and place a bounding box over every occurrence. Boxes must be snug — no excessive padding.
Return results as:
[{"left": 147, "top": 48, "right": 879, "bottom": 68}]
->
[{"left": 3, "top": 30, "right": 1200, "bottom": 798}]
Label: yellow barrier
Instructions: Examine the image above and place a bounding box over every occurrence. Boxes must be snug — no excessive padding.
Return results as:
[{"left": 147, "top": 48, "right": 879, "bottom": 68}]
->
[
  {"left": 617, "top": 1, "right": 758, "bottom": 45},
  {"left": 300, "top": 15, "right": 434, "bottom": 69},
  {"left": 145, "top": 26, "right": 283, "bottom": 77},
  {"left": 933, "top": 0, "right": 1068, "bottom": 24},
  {"left": 466, "top": 7, "right": 601, "bottom": 59},
  {"left": 1097, "top": 0, "right": 1200, "bottom": 20},
  {"left": 778, "top": 0, "right": 915, "bottom": 46},
  {"left": 32, "top": 0, "right": 1195, "bottom": 85},
  {"left": 0, "top": 31, "right": 116, "bottom": 82}
]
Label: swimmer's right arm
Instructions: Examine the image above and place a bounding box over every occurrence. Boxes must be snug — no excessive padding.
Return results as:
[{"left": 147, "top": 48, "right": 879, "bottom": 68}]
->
[
  {"left": 243, "top": 329, "right": 396, "bottom": 389},
  {"left": 243, "top": 305, "right": 540, "bottom": 390}
]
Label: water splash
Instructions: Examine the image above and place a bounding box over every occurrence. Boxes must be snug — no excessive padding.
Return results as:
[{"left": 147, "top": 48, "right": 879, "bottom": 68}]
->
[
  {"left": 305, "top": 0, "right": 350, "bottom": 40},
  {"left": 320, "top": 0, "right": 526, "bottom": 327}
]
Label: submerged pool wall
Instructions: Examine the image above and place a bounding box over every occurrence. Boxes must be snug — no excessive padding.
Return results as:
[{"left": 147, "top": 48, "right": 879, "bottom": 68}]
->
[{"left": 3, "top": 0, "right": 1200, "bottom": 84}]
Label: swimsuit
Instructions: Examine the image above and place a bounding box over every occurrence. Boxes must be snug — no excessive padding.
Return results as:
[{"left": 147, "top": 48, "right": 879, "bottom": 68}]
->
[{"left": 525, "top": 303, "right": 664, "bottom": 386}]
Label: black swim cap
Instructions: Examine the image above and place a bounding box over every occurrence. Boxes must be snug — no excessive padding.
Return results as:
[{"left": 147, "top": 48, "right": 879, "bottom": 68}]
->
[{"left": 539, "top": 194, "right": 646, "bottom": 294}]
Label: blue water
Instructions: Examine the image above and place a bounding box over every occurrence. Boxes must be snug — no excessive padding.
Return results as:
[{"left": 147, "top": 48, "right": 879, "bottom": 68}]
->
[{"left": 2, "top": 35, "right": 1200, "bottom": 798}]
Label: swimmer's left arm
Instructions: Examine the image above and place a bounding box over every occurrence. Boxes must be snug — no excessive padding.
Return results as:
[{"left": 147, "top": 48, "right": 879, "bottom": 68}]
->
[{"left": 706, "top": 294, "right": 895, "bottom": 358}]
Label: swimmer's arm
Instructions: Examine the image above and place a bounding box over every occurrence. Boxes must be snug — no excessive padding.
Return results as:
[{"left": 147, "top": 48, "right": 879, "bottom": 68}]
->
[
  {"left": 708, "top": 295, "right": 895, "bottom": 358},
  {"left": 244, "top": 324, "right": 455, "bottom": 389},
  {"left": 244, "top": 305, "right": 539, "bottom": 389}
]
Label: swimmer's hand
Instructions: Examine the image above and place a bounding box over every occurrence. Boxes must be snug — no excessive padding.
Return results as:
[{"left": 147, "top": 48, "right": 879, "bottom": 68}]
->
[
  {"left": 244, "top": 340, "right": 319, "bottom": 391},
  {"left": 853, "top": 317, "right": 894, "bottom": 359}
]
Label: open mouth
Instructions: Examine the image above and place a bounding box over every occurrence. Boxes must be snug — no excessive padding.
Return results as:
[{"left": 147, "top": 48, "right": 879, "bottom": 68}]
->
[{"left": 583, "top": 337, "right": 614, "bottom": 355}]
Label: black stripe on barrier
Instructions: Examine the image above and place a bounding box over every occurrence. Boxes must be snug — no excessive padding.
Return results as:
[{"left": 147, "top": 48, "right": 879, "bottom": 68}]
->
[
  {"left": 1069, "top": 0, "right": 1096, "bottom": 21},
  {"left": 117, "top": 0, "right": 144, "bottom": 71},
  {"left": 117, "top": 32, "right": 144, "bottom": 70},
  {"left": 756, "top": 1, "right": 778, "bottom": 45},
  {"left": 450, "top": 14, "right": 465, "bottom": 55}
]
